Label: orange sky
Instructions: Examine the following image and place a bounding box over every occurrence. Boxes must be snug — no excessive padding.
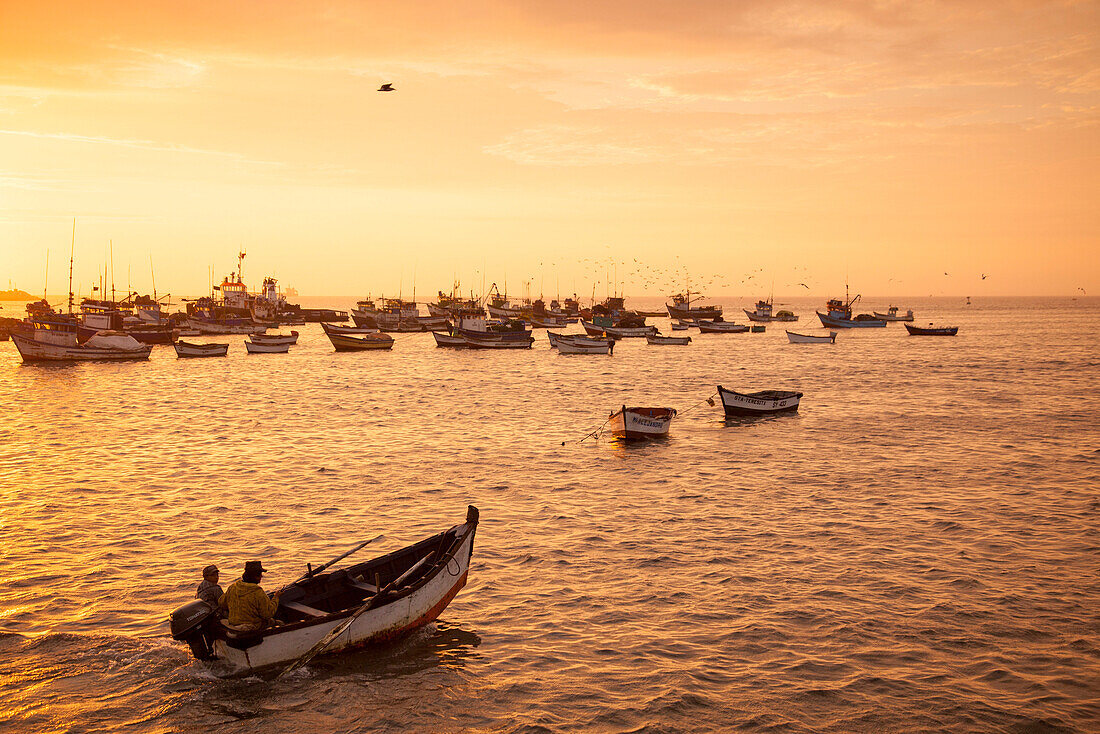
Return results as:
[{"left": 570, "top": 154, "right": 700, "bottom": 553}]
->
[{"left": 1, "top": 0, "right": 1097, "bottom": 298}]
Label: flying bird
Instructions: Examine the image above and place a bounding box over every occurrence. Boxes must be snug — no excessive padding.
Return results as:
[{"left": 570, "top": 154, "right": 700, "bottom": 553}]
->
[
  {"left": 944, "top": 272, "right": 950, "bottom": 276},
  {"left": 981, "top": 273, "right": 987, "bottom": 280},
  {"left": 378, "top": 83, "right": 395, "bottom": 92},
  {"left": 798, "top": 283, "right": 809, "bottom": 289}
]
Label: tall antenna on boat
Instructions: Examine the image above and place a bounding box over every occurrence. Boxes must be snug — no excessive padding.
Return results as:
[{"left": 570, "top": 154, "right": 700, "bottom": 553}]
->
[
  {"left": 68, "top": 219, "right": 75, "bottom": 314},
  {"left": 110, "top": 240, "right": 115, "bottom": 303},
  {"left": 150, "top": 255, "right": 156, "bottom": 299},
  {"left": 43, "top": 247, "right": 48, "bottom": 301}
]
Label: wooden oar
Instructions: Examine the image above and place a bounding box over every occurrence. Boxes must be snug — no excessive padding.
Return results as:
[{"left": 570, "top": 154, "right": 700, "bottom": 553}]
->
[
  {"left": 289, "top": 534, "right": 385, "bottom": 587},
  {"left": 276, "top": 553, "right": 433, "bottom": 680}
]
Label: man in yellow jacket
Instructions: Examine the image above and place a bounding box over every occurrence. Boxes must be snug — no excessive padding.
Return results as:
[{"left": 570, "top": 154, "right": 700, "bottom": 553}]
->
[{"left": 219, "top": 560, "right": 281, "bottom": 631}]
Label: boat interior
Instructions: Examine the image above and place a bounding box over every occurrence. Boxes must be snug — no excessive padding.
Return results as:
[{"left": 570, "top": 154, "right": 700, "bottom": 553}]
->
[{"left": 271, "top": 524, "right": 467, "bottom": 628}]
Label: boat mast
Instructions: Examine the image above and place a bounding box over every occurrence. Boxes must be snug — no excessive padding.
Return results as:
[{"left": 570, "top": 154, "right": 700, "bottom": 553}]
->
[
  {"left": 110, "top": 239, "right": 115, "bottom": 303},
  {"left": 43, "top": 247, "right": 48, "bottom": 301},
  {"left": 150, "top": 255, "right": 156, "bottom": 300},
  {"left": 68, "top": 219, "right": 75, "bottom": 314}
]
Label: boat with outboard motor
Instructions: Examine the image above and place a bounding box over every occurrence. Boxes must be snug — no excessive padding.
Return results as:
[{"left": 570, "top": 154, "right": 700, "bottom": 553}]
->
[
  {"left": 168, "top": 506, "right": 479, "bottom": 675},
  {"left": 716, "top": 385, "right": 803, "bottom": 416}
]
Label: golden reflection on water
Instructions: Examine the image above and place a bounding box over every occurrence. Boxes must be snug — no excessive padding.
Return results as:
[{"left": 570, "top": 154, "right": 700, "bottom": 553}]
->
[{"left": 1, "top": 297, "right": 1098, "bottom": 732}]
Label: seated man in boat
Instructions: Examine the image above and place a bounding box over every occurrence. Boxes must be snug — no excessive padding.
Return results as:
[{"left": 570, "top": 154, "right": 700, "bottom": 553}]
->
[
  {"left": 196, "top": 564, "right": 223, "bottom": 608},
  {"left": 218, "top": 560, "right": 282, "bottom": 631}
]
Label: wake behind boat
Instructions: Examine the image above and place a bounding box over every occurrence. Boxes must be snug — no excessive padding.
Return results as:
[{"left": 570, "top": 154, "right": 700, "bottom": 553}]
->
[{"left": 169, "top": 507, "right": 479, "bottom": 675}]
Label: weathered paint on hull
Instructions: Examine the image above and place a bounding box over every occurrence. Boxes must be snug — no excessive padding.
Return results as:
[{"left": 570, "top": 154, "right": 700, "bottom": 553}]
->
[
  {"left": 213, "top": 526, "right": 475, "bottom": 674},
  {"left": 12, "top": 334, "right": 152, "bottom": 362}
]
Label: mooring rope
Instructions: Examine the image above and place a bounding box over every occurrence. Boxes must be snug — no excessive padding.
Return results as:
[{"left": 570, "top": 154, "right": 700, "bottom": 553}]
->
[{"left": 561, "top": 390, "right": 719, "bottom": 446}]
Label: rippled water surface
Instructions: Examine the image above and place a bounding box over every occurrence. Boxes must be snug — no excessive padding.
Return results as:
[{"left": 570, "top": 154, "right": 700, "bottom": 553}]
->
[{"left": 1, "top": 296, "right": 1097, "bottom": 733}]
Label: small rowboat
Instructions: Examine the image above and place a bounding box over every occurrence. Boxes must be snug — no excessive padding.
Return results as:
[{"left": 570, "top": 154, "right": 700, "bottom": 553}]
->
[
  {"left": 696, "top": 320, "right": 749, "bottom": 333},
  {"left": 327, "top": 332, "right": 395, "bottom": 351},
  {"left": 646, "top": 334, "right": 691, "bottom": 345},
  {"left": 321, "top": 322, "right": 379, "bottom": 335},
  {"left": 462, "top": 334, "right": 534, "bottom": 349},
  {"left": 173, "top": 341, "right": 229, "bottom": 358},
  {"left": 557, "top": 338, "right": 613, "bottom": 354},
  {"left": 581, "top": 320, "right": 657, "bottom": 338},
  {"left": 245, "top": 340, "right": 291, "bottom": 354},
  {"left": 169, "top": 506, "right": 479, "bottom": 675},
  {"left": 904, "top": 323, "right": 958, "bottom": 336},
  {"left": 716, "top": 385, "right": 802, "bottom": 416},
  {"left": 609, "top": 406, "right": 676, "bottom": 440},
  {"left": 250, "top": 330, "right": 299, "bottom": 346},
  {"left": 431, "top": 330, "right": 467, "bottom": 348},
  {"left": 786, "top": 330, "right": 837, "bottom": 344},
  {"left": 671, "top": 321, "right": 690, "bottom": 331},
  {"left": 548, "top": 332, "right": 613, "bottom": 349}
]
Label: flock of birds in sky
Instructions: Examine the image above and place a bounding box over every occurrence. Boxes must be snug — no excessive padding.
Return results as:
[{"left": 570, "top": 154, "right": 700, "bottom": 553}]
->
[{"left": 375, "top": 81, "right": 1091, "bottom": 299}]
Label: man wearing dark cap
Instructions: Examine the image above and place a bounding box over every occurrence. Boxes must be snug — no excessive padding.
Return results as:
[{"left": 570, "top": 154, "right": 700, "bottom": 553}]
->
[
  {"left": 196, "top": 565, "right": 223, "bottom": 608},
  {"left": 218, "top": 561, "right": 282, "bottom": 631}
]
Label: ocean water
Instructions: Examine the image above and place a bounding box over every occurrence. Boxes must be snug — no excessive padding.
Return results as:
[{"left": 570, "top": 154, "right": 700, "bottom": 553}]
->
[{"left": 0, "top": 296, "right": 1097, "bottom": 733}]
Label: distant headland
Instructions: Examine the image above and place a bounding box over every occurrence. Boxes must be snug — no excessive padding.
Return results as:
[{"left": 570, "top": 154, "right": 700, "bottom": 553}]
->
[{"left": 0, "top": 288, "right": 35, "bottom": 301}]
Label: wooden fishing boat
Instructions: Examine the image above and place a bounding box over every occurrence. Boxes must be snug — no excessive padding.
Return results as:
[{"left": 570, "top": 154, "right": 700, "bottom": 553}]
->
[
  {"left": 609, "top": 406, "right": 676, "bottom": 440},
  {"left": 904, "top": 323, "right": 958, "bottom": 336},
  {"left": 321, "top": 322, "right": 380, "bottom": 335},
  {"left": 187, "top": 314, "right": 267, "bottom": 335},
  {"left": 461, "top": 333, "right": 534, "bottom": 349},
  {"left": 557, "top": 338, "right": 612, "bottom": 354},
  {"left": 696, "top": 320, "right": 749, "bottom": 333},
  {"left": 744, "top": 299, "right": 798, "bottom": 322},
  {"left": 816, "top": 287, "right": 886, "bottom": 328},
  {"left": 671, "top": 321, "right": 690, "bottom": 331},
  {"left": 249, "top": 330, "right": 299, "bottom": 346},
  {"left": 245, "top": 340, "right": 291, "bottom": 354},
  {"left": 873, "top": 306, "right": 914, "bottom": 322},
  {"left": 174, "top": 341, "right": 229, "bottom": 358},
  {"left": 646, "top": 334, "right": 691, "bottom": 345},
  {"left": 666, "top": 289, "right": 722, "bottom": 320},
  {"left": 169, "top": 506, "right": 479, "bottom": 675},
  {"left": 581, "top": 320, "right": 656, "bottom": 338},
  {"left": 750, "top": 325, "right": 766, "bottom": 333},
  {"left": 786, "top": 330, "right": 837, "bottom": 344},
  {"left": 716, "top": 385, "right": 802, "bottom": 416},
  {"left": 431, "top": 330, "right": 467, "bottom": 348},
  {"left": 548, "top": 332, "right": 612, "bottom": 349},
  {"left": 12, "top": 329, "right": 153, "bottom": 362},
  {"left": 327, "top": 332, "right": 395, "bottom": 351}
]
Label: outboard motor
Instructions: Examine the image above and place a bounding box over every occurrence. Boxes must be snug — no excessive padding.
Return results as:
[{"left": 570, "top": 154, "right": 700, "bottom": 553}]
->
[{"left": 169, "top": 600, "right": 220, "bottom": 660}]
